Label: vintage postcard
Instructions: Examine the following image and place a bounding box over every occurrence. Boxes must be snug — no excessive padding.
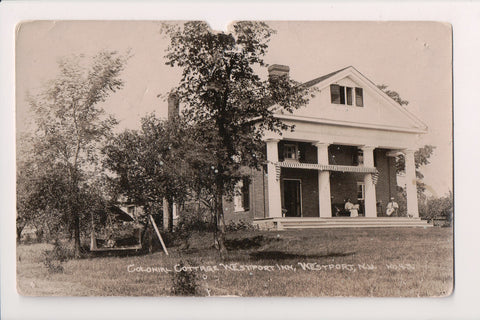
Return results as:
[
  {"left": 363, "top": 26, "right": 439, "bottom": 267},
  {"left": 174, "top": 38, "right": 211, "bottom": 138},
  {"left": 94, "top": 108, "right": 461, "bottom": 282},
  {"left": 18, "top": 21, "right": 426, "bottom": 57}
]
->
[{"left": 15, "top": 20, "right": 453, "bottom": 298}]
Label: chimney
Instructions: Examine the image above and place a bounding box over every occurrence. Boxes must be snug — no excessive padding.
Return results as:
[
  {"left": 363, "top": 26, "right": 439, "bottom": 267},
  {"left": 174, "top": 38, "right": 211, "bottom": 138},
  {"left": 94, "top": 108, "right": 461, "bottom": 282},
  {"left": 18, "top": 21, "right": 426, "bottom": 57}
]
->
[
  {"left": 268, "top": 64, "right": 290, "bottom": 80},
  {"left": 167, "top": 92, "right": 179, "bottom": 119}
]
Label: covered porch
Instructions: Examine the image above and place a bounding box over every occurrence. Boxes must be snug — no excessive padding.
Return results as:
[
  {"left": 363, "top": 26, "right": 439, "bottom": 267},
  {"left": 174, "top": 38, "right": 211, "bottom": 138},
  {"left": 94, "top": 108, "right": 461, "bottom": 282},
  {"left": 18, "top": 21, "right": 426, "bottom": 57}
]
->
[{"left": 256, "top": 137, "right": 421, "bottom": 228}]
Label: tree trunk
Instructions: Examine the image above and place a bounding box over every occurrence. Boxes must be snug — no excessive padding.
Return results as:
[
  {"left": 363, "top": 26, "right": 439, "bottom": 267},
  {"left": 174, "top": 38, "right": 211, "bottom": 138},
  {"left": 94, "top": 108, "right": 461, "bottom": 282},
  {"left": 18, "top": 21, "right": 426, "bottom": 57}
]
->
[
  {"left": 215, "top": 184, "right": 227, "bottom": 260},
  {"left": 73, "top": 212, "right": 81, "bottom": 258},
  {"left": 196, "top": 187, "right": 201, "bottom": 217},
  {"left": 212, "top": 196, "right": 219, "bottom": 250}
]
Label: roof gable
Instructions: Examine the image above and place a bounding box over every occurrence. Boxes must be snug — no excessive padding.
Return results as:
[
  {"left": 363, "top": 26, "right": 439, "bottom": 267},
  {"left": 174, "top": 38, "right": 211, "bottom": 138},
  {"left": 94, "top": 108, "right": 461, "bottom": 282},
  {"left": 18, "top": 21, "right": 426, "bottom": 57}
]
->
[{"left": 282, "top": 66, "right": 427, "bottom": 134}]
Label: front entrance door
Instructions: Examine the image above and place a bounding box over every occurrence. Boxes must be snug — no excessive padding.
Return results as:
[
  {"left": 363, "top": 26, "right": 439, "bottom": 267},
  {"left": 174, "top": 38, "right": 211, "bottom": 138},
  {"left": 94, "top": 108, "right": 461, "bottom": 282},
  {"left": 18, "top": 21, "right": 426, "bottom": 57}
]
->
[{"left": 283, "top": 179, "right": 302, "bottom": 217}]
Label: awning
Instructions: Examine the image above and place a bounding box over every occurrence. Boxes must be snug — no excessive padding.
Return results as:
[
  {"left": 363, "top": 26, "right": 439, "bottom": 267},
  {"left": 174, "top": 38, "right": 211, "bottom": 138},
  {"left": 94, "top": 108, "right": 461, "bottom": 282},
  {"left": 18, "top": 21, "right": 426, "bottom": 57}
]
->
[
  {"left": 276, "top": 161, "right": 377, "bottom": 173},
  {"left": 272, "top": 161, "right": 379, "bottom": 184}
]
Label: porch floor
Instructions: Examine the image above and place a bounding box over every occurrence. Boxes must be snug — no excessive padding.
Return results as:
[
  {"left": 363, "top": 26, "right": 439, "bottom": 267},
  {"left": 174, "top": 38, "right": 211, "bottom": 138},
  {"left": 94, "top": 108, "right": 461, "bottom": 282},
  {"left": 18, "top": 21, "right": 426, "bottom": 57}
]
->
[{"left": 253, "top": 217, "right": 432, "bottom": 230}]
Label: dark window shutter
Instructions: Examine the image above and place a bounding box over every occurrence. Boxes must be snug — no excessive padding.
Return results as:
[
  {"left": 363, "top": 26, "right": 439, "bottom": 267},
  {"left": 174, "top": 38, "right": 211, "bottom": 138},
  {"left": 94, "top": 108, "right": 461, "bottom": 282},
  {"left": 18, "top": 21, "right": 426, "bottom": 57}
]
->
[
  {"left": 355, "top": 87, "right": 364, "bottom": 107},
  {"left": 242, "top": 178, "right": 250, "bottom": 211}
]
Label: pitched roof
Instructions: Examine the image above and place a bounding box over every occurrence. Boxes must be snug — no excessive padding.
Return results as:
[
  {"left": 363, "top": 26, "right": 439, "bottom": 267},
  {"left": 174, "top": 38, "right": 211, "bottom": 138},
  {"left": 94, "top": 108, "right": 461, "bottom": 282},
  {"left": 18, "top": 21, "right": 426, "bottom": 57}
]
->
[
  {"left": 288, "top": 65, "right": 428, "bottom": 133},
  {"left": 302, "top": 66, "right": 351, "bottom": 88}
]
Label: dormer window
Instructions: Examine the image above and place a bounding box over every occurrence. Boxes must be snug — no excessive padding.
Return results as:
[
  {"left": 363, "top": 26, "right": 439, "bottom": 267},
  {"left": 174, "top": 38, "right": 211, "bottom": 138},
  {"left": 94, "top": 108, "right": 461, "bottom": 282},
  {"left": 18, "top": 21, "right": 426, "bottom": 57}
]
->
[
  {"left": 284, "top": 144, "right": 299, "bottom": 161},
  {"left": 330, "top": 84, "right": 364, "bottom": 107}
]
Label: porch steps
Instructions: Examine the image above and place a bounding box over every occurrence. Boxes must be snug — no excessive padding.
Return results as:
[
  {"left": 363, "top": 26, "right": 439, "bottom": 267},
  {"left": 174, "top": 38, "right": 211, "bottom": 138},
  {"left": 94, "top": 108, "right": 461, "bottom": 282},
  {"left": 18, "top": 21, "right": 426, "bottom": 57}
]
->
[{"left": 254, "top": 217, "right": 432, "bottom": 230}]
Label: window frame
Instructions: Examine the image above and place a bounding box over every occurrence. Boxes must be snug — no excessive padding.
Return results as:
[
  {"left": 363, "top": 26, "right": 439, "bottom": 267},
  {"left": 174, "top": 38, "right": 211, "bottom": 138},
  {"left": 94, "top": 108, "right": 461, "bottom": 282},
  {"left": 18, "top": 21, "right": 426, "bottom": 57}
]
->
[
  {"left": 233, "top": 178, "right": 251, "bottom": 213},
  {"left": 356, "top": 182, "right": 365, "bottom": 201},
  {"left": 331, "top": 84, "right": 362, "bottom": 107},
  {"left": 283, "top": 143, "right": 299, "bottom": 161},
  {"left": 346, "top": 87, "right": 353, "bottom": 105},
  {"left": 330, "top": 84, "right": 342, "bottom": 104}
]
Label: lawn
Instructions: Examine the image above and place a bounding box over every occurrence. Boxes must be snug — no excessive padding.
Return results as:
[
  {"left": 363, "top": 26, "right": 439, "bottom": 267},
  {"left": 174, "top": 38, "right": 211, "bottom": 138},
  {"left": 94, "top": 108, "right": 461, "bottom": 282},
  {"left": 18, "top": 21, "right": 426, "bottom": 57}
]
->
[{"left": 16, "top": 227, "right": 453, "bottom": 297}]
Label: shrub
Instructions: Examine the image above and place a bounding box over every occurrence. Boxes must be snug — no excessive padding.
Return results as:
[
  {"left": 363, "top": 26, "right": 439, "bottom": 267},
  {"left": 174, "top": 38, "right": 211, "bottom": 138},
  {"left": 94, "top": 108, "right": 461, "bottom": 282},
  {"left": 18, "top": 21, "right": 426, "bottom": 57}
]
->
[
  {"left": 420, "top": 192, "right": 453, "bottom": 226},
  {"left": 170, "top": 261, "right": 198, "bottom": 296},
  {"left": 43, "top": 240, "right": 73, "bottom": 274},
  {"left": 175, "top": 208, "right": 214, "bottom": 233},
  {"left": 225, "top": 219, "right": 256, "bottom": 232},
  {"left": 394, "top": 188, "right": 408, "bottom": 217},
  {"left": 171, "top": 208, "right": 215, "bottom": 250}
]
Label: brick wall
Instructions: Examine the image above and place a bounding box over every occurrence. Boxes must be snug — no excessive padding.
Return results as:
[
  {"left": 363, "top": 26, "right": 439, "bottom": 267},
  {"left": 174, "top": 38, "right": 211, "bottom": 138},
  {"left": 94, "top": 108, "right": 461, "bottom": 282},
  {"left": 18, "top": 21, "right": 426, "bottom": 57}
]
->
[
  {"left": 329, "top": 149, "right": 397, "bottom": 216},
  {"left": 330, "top": 171, "right": 364, "bottom": 206},
  {"left": 329, "top": 145, "right": 357, "bottom": 165},
  {"left": 223, "top": 167, "right": 266, "bottom": 223}
]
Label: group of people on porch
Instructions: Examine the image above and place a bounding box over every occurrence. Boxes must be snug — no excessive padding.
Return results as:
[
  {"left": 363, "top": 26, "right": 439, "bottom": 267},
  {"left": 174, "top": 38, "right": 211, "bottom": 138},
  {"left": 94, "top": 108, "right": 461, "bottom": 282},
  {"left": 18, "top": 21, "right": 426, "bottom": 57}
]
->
[{"left": 342, "top": 197, "right": 399, "bottom": 217}]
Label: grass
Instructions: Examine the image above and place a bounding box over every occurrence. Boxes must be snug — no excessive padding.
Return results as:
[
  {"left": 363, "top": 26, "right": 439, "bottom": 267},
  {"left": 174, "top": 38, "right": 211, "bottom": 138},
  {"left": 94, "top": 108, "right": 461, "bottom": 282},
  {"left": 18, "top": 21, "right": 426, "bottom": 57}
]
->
[{"left": 16, "top": 227, "right": 453, "bottom": 297}]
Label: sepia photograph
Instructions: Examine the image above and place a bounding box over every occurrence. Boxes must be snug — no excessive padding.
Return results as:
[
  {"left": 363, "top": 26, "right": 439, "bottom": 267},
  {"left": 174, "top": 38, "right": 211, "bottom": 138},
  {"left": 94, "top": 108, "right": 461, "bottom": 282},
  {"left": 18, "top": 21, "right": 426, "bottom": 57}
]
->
[{"left": 15, "top": 20, "right": 453, "bottom": 298}]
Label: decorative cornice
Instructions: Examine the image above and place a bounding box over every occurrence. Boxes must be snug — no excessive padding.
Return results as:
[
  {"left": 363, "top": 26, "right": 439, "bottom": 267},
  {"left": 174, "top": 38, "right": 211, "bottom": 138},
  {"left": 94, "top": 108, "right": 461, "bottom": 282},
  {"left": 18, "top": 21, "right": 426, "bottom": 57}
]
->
[{"left": 274, "top": 114, "right": 427, "bottom": 134}]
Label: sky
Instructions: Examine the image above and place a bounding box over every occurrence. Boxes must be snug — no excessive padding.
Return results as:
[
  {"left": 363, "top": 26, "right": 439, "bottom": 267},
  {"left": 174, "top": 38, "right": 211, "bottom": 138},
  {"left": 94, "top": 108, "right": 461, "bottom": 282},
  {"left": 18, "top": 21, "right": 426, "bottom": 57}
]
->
[{"left": 16, "top": 20, "right": 452, "bottom": 197}]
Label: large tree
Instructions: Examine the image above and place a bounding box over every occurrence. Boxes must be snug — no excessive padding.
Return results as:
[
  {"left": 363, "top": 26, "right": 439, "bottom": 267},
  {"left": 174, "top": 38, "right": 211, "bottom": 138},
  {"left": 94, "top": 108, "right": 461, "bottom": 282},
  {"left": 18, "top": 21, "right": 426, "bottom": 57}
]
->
[
  {"left": 162, "top": 21, "right": 311, "bottom": 257},
  {"left": 103, "top": 114, "right": 202, "bottom": 232},
  {"left": 16, "top": 134, "right": 66, "bottom": 241},
  {"left": 25, "top": 51, "right": 128, "bottom": 256}
]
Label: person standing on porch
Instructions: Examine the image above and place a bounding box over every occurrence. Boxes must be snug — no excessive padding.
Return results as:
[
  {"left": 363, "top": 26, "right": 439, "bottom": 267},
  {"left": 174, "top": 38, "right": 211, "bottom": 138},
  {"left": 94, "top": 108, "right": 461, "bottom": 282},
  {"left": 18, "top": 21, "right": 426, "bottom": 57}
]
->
[{"left": 386, "top": 197, "right": 399, "bottom": 216}]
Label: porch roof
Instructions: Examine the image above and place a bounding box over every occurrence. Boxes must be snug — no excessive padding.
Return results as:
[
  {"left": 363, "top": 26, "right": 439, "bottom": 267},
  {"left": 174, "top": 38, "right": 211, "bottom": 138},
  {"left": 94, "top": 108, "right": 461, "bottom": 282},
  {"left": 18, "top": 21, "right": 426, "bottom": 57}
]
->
[{"left": 275, "top": 161, "right": 377, "bottom": 173}]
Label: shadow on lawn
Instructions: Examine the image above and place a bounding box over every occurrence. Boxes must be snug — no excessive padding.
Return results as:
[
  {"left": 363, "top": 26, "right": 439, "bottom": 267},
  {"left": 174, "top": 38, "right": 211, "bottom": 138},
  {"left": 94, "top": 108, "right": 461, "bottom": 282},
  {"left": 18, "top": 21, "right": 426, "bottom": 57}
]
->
[
  {"left": 225, "top": 235, "right": 271, "bottom": 250},
  {"left": 249, "top": 250, "right": 355, "bottom": 260}
]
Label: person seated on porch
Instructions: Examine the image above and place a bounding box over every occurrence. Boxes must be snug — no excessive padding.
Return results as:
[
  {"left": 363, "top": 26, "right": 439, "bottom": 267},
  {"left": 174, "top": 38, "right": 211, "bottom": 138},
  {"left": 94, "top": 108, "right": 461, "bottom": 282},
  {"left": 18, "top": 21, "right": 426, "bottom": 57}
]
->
[
  {"left": 386, "top": 197, "right": 399, "bottom": 216},
  {"left": 344, "top": 199, "right": 359, "bottom": 217}
]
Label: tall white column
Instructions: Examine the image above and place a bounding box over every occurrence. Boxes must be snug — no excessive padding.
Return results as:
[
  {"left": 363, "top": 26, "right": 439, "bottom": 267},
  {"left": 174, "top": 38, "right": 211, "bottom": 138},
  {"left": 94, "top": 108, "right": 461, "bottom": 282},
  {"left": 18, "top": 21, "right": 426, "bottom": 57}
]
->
[
  {"left": 362, "top": 146, "right": 377, "bottom": 218},
  {"left": 266, "top": 139, "right": 282, "bottom": 218},
  {"left": 404, "top": 149, "right": 419, "bottom": 218},
  {"left": 315, "top": 142, "right": 332, "bottom": 218}
]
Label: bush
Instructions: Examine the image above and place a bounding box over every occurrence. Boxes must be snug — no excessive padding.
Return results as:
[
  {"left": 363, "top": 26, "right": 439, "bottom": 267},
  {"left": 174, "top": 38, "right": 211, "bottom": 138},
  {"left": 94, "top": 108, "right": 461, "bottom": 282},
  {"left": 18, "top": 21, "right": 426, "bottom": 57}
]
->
[
  {"left": 175, "top": 208, "right": 214, "bottom": 233},
  {"left": 170, "top": 261, "right": 198, "bottom": 296},
  {"left": 225, "top": 219, "right": 256, "bottom": 232},
  {"left": 43, "top": 240, "right": 73, "bottom": 274},
  {"left": 170, "top": 208, "right": 214, "bottom": 250},
  {"left": 420, "top": 192, "right": 453, "bottom": 226}
]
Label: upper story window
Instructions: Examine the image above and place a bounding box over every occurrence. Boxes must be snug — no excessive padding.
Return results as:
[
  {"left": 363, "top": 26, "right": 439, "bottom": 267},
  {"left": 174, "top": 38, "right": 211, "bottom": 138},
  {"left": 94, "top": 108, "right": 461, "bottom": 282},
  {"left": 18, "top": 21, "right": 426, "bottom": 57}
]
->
[
  {"left": 355, "top": 87, "right": 363, "bottom": 107},
  {"left": 330, "top": 84, "right": 364, "bottom": 107},
  {"left": 284, "top": 144, "right": 299, "bottom": 161}
]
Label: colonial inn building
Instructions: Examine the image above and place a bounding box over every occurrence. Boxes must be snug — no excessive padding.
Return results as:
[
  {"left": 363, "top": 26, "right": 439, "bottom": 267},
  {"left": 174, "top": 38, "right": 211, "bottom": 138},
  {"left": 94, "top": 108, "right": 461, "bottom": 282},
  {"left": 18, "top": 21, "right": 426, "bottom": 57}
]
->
[{"left": 225, "top": 65, "right": 429, "bottom": 230}]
